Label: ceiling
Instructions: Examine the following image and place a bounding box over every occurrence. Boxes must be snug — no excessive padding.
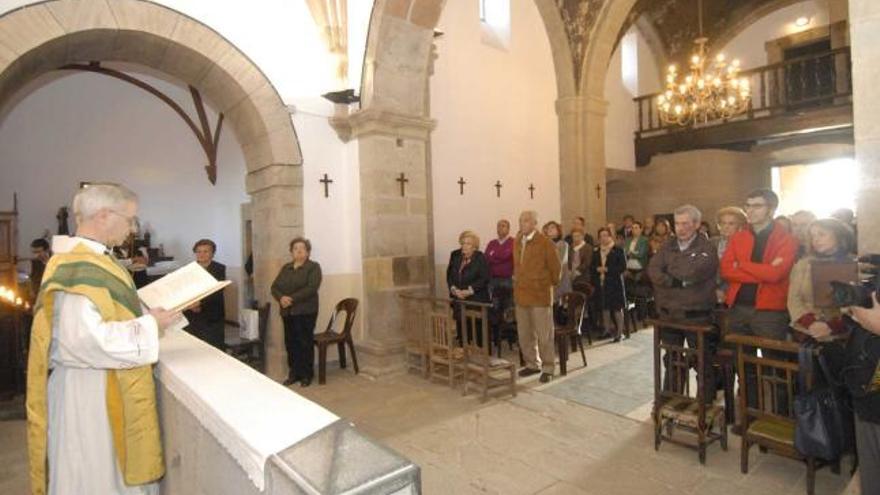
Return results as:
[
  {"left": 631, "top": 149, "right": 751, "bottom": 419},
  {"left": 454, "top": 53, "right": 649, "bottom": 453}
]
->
[{"left": 619, "top": 0, "right": 801, "bottom": 63}]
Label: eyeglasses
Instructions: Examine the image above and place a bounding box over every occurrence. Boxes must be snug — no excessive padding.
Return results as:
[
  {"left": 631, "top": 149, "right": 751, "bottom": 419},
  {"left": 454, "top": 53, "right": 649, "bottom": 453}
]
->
[
  {"left": 108, "top": 210, "right": 140, "bottom": 231},
  {"left": 743, "top": 202, "right": 768, "bottom": 210}
]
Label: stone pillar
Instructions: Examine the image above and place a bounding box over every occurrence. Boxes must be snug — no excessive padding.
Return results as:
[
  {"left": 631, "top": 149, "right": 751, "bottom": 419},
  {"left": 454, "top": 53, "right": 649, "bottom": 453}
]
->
[
  {"left": 557, "top": 95, "right": 608, "bottom": 234},
  {"left": 246, "top": 164, "right": 304, "bottom": 380},
  {"left": 850, "top": 0, "right": 880, "bottom": 253},
  {"left": 346, "top": 108, "right": 436, "bottom": 377}
]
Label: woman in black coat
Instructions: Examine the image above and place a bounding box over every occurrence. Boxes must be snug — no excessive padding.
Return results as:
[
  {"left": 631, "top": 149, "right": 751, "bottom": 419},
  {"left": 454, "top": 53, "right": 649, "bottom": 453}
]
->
[
  {"left": 446, "top": 230, "right": 490, "bottom": 345},
  {"left": 184, "top": 239, "right": 227, "bottom": 350},
  {"left": 591, "top": 227, "right": 628, "bottom": 342}
]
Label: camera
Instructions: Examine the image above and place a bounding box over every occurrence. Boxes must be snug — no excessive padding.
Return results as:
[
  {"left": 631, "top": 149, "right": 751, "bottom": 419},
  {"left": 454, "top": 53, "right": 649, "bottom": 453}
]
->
[{"left": 831, "top": 254, "right": 880, "bottom": 308}]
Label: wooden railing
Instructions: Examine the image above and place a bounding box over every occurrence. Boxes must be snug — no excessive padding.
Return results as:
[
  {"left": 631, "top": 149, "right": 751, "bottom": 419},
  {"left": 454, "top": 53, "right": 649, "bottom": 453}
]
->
[{"left": 634, "top": 47, "right": 852, "bottom": 138}]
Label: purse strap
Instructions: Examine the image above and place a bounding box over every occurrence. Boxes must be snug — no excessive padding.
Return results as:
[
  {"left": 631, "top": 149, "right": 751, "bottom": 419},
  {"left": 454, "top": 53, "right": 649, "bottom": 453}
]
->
[{"left": 798, "top": 343, "right": 814, "bottom": 393}]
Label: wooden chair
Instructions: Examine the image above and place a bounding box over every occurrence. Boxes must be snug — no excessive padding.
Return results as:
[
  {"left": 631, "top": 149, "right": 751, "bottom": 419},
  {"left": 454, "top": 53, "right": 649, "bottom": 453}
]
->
[
  {"left": 313, "top": 298, "right": 359, "bottom": 385},
  {"left": 459, "top": 302, "right": 516, "bottom": 402},
  {"left": 555, "top": 291, "right": 588, "bottom": 376},
  {"left": 726, "top": 334, "right": 837, "bottom": 495},
  {"left": 648, "top": 318, "right": 727, "bottom": 465},
  {"left": 225, "top": 302, "right": 270, "bottom": 373},
  {"left": 402, "top": 299, "right": 430, "bottom": 377},
  {"left": 427, "top": 311, "right": 464, "bottom": 387}
]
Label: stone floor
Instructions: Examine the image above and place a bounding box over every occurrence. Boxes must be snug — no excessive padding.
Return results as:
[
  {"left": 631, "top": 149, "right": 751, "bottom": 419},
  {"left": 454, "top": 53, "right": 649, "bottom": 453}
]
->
[
  {"left": 0, "top": 328, "right": 859, "bottom": 494},
  {"left": 296, "top": 329, "right": 856, "bottom": 495}
]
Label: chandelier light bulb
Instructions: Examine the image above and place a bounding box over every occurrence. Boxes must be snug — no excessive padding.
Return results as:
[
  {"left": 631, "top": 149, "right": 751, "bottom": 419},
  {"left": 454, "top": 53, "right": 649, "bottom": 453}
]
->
[
  {"left": 732, "top": 59, "right": 741, "bottom": 67},
  {"left": 795, "top": 16, "right": 810, "bottom": 27},
  {"left": 716, "top": 53, "right": 725, "bottom": 63},
  {"left": 669, "top": 64, "right": 677, "bottom": 73}
]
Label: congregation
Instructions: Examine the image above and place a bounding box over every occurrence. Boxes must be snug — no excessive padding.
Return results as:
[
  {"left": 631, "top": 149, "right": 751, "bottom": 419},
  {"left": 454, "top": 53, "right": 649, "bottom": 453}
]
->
[{"left": 444, "top": 188, "right": 879, "bottom": 495}]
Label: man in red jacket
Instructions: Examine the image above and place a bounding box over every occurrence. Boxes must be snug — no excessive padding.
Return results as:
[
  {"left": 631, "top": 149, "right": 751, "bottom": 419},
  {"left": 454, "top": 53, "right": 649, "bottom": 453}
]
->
[{"left": 721, "top": 188, "right": 798, "bottom": 412}]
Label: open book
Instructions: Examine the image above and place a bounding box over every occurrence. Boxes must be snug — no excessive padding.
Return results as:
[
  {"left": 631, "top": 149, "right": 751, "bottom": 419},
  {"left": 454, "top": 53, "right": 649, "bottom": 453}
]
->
[{"left": 138, "top": 261, "right": 231, "bottom": 312}]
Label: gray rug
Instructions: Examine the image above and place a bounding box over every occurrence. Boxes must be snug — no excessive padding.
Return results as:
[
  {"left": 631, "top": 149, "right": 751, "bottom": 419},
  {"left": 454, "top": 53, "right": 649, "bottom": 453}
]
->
[{"left": 542, "top": 331, "right": 654, "bottom": 418}]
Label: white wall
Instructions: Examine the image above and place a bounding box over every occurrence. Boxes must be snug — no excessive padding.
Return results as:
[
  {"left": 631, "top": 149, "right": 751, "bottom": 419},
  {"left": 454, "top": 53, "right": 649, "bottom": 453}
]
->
[
  {"left": 0, "top": 66, "right": 249, "bottom": 303},
  {"left": 720, "top": 0, "right": 830, "bottom": 68},
  {"left": 430, "top": 0, "right": 559, "bottom": 268},
  {"left": 604, "top": 27, "right": 661, "bottom": 172}
]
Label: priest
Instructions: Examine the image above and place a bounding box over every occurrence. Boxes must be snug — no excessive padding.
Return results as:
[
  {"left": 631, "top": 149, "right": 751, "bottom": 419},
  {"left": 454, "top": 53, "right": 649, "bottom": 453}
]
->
[{"left": 26, "top": 183, "right": 179, "bottom": 495}]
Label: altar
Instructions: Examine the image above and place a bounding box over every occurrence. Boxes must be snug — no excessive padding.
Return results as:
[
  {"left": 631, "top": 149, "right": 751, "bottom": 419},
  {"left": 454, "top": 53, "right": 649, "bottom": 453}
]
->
[{"left": 155, "top": 331, "right": 420, "bottom": 494}]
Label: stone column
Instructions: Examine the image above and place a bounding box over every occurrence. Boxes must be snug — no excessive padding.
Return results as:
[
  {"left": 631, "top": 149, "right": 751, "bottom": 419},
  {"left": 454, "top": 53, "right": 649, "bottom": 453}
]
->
[
  {"left": 246, "top": 164, "right": 304, "bottom": 380},
  {"left": 557, "top": 95, "right": 609, "bottom": 234},
  {"left": 850, "top": 0, "right": 880, "bottom": 253},
  {"left": 346, "top": 108, "right": 436, "bottom": 377}
]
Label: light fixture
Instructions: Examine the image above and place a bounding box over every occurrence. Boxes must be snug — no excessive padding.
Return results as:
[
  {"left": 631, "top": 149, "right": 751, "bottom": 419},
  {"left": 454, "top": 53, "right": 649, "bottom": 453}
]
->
[
  {"left": 795, "top": 16, "right": 810, "bottom": 27},
  {"left": 657, "top": 0, "right": 751, "bottom": 126}
]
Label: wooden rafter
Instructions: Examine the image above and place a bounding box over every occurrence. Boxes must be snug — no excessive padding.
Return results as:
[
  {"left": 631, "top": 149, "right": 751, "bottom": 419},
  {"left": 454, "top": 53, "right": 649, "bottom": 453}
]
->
[{"left": 58, "top": 62, "right": 224, "bottom": 185}]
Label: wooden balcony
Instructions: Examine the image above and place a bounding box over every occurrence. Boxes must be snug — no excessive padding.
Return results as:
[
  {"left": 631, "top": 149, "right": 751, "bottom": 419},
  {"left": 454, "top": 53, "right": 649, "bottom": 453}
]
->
[{"left": 633, "top": 47, "right": 853, "bottom": 167}]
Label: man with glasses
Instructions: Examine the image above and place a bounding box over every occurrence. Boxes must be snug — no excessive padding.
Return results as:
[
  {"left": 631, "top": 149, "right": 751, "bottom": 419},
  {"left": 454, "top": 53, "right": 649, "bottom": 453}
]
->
[
  {"left": 27, "top": 183, "right": 179, "bottom": 494},
  {"left": 721, "top": 188, "right": 798, "bottom": 414}
]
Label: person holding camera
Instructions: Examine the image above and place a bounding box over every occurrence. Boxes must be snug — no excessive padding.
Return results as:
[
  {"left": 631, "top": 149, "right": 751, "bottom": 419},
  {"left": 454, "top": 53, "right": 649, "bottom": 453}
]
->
[
  {"left": 787, "top": 218, "right": 855, "bottom": 342},
  {"left": 849, "top": 293, "right": 880, "bottom": 495}
]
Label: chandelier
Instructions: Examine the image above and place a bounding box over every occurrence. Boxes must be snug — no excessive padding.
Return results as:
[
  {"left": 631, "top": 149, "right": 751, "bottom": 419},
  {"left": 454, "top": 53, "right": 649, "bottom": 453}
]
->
[{"left": 657, "top": 0, "right": 751, "bottom": 126}]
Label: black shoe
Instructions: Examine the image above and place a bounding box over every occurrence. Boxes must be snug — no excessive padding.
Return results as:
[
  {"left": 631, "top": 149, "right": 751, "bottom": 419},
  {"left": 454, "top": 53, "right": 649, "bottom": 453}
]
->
[
  {"left": 612, "top": 337, "right": 621, "bottom": 343},
  {"left": 539, "top": 373, "right": 553, "bottom": 383},
  {"left": 299, "top": 378, "right": 312, "bottom": 388},
  {"left": 518, "top": 367, "right": 541, "bottom": 378},
  {"left": 283, "top": 377, "right": 299, "bottom": 386}
]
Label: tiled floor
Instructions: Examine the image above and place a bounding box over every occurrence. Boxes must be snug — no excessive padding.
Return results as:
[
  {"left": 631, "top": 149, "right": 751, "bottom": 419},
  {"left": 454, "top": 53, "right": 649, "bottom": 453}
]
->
[{"left": 0, "top": 328, "right": 859, "bottom": 494}]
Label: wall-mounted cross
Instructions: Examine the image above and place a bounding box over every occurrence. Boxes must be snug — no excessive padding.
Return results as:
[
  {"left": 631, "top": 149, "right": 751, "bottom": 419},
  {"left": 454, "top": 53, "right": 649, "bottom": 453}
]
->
[
  {"left": 457, "top": 177, "right": 466, "bottom": 195},
  {"left": 528, "top": 183, "right": 535, "bottom": 199},
  {"left": 396, "top": 172, "right": 409, "bottom": 197},
  {"left": 319, "top": 173, "right": 333, "bottom": 198},
  {"left": 494, "top": 180, "right": 503, "bottom": 198},
  {"left": 595, "top": 183, "right": 602, "bottom": 199}
]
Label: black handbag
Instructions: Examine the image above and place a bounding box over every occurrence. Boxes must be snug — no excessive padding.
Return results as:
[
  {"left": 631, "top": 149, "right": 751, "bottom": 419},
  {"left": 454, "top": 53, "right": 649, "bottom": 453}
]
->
[{"left": 793, "top": 343, "right": 855, "bottom": 461}]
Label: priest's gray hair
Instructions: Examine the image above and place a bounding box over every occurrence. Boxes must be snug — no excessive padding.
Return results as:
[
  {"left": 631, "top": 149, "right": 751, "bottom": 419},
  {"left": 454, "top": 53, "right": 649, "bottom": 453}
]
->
[
  {"left": 73, "top": 183, "right": 139, "bottom": 222},
  {"left": 674, "top": 204, "right": 702, "bottom": 224}
]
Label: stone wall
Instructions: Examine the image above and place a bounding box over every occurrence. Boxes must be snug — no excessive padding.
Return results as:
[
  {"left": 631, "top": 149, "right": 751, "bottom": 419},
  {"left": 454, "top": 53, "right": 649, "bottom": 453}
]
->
[
  {"left": 849, "top": 0, "right": 880, "bottom": 254},
  {"left": 606, "top": 149, "right": 770, "bottom": 226}
]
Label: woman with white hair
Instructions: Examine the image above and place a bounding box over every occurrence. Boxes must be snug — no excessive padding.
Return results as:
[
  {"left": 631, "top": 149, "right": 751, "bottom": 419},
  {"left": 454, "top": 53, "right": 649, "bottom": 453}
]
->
[{"left": 446, "top": 230, "right": 490, "bottom": 344}]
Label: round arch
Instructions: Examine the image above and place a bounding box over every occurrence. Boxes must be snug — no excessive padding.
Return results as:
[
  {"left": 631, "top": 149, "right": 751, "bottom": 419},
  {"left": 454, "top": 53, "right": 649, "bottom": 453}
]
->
[{"left": 0, "top": 0, "right": 304, "bottom": 379}]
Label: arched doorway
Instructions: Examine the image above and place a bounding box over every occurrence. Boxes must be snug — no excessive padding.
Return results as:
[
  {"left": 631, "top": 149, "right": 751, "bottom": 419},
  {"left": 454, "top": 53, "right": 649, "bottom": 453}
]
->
[{"left": 0, "top": 0, "right": 302, "bottom": 379}]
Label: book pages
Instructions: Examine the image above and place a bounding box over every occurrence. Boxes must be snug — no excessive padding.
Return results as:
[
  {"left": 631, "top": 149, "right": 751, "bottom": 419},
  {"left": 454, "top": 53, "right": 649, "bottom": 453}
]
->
[{"left": 138, "top": 261, "right": 231, "bottom": 312}]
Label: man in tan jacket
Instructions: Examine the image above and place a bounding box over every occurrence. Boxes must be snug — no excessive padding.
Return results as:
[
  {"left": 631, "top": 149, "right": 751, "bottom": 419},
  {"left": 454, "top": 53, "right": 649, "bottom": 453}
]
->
[{"left": 514, "top": 210, "right": 562, "bottom": 383}]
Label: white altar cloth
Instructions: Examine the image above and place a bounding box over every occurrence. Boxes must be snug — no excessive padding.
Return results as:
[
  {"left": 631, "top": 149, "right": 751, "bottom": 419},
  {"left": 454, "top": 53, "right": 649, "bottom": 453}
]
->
[{"left": 155, "top": 331, "right": 338, "bottom": 491}]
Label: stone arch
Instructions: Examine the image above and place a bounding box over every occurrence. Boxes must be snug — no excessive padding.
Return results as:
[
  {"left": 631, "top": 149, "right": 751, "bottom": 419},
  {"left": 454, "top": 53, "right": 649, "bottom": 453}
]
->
[{"left": 0, "top": 0, "right": 303, "bottom": 379}]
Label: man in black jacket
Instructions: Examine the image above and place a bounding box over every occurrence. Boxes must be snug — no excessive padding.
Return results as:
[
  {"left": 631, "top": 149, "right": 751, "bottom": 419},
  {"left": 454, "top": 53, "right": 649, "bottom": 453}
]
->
[{"left": 648, "top": 204, "right": 718, "bottom": 403}]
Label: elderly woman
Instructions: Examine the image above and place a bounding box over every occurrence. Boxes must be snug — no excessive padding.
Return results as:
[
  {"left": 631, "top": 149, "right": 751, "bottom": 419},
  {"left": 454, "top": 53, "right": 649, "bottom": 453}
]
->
[
  {"left": 713, "top": 206, "right": 747, "bottom": 304},
  {"left": 446, "top": 230, "right": 490, "bottom": 344},
  {"left": 591, "top": 227, "right": 628, "bottom": 342},
  {"left": 272, "top": 237, "right": 323, "bottom": 387},
  {"left": 184, "top": 239, "right": 227, "bottom": 350},
  {"left": 788, "top": 218, "right": 856, "bottom": 342}
]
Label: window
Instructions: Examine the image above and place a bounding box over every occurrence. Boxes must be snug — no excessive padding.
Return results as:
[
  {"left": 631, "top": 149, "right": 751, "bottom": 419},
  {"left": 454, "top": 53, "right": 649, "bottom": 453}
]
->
[{"left": 479, "top": 0, "right": 510, "bottom": 50}]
